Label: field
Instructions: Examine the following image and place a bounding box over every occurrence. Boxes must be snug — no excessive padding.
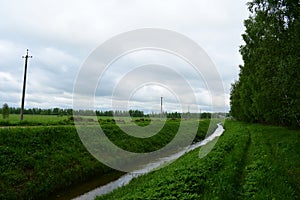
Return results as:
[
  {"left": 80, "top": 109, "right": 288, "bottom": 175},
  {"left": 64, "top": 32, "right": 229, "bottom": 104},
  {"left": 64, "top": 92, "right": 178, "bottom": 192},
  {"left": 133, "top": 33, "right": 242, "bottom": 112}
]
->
[
  {"left": 0, "top": 114, "right": 71, "bottom": 126},
  {"left": 97, "top": 120, "right": 300, "bottom": 200},
  {"left": 0, "top": 115, "right": 211, "bottom": 199},
  {"left": 1, "top": 115, "right": 299, "bottom": 199}
]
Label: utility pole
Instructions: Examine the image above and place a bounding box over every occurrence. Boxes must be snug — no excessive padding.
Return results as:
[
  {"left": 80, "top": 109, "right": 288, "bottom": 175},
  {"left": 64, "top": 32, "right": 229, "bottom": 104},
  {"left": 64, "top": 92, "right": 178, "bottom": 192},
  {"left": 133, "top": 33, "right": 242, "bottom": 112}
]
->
[
  {"left": 160, "top": 97, "right": 163, "bottom": 114},
  {"left": 20, "top": 49, "right": 32, "bottom": 120},
  {"left": 160, "top": 97, "right": 163, "bottom": 119}
]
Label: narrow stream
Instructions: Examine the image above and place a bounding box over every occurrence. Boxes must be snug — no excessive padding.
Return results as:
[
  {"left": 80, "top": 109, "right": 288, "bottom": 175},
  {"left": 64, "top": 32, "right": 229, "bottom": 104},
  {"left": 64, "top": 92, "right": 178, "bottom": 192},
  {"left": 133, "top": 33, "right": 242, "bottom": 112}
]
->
[{"left": 73, "top": 124, "right": 224, "bottom": 200}]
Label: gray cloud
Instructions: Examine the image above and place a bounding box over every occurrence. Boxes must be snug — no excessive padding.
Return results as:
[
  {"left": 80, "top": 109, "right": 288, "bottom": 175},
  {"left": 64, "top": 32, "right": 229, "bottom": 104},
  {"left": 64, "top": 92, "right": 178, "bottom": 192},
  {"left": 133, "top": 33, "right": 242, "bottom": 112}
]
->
[{"left": 0, "top": 0, "right": 249, "bottom": 112}]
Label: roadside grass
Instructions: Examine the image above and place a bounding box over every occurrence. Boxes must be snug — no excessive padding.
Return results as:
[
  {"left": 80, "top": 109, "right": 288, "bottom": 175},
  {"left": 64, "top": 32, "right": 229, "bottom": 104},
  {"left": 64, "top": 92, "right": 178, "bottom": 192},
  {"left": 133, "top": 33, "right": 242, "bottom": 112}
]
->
[
  {"left": 0, "top": 119, "right": 211, "bottom": 199},
  {"left": 97, "top": 120, "right": 300, "bottom": 200}
]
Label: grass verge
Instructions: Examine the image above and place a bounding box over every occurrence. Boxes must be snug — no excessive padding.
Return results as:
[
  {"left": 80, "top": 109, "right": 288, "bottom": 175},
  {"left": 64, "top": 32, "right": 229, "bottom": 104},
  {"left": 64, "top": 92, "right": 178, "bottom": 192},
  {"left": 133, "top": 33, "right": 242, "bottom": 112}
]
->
[{"left": 96, "top": 120, "right": 300, "bottom": 200}]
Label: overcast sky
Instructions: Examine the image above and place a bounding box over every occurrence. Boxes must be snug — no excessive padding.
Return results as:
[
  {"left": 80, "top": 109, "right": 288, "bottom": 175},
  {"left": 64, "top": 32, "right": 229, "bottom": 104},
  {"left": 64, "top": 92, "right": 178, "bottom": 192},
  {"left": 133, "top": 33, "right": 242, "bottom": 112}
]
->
[{"left": 0, "top": 0, "right": 249, "bottom": 113}]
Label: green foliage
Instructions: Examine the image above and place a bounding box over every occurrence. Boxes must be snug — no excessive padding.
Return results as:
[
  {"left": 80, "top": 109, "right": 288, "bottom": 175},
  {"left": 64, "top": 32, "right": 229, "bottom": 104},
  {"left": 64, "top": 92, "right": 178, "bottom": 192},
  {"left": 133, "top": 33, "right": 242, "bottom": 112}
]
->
[
  {"left": 0, "top": 119, "right": 211, "bottom": 199},
  {"left": 97, "top": 121, "right": 300, "bottom": 200},
  {"left": 231, "top": 0, "right": 300, "bottom": 128},
  {"left": 133, "top": 118, "right": 151, "bottom": 126},
  {"left": 0, "top": 115, "right": 104, "bottom": 126},
  {"left": 2, "top": 103, "right": 9, "bottom": 119},
  {"left": 0, "top": 114, "right": 72, "bottom": 126},
  {"left": 7, "top": 107, "right": 73, "bottom": 115},
  {"left": 240, "top": 123, "right": 300, "bottom": 199},
  {"left": 0, "top": 126, "right": 111, "bottom": 199}
]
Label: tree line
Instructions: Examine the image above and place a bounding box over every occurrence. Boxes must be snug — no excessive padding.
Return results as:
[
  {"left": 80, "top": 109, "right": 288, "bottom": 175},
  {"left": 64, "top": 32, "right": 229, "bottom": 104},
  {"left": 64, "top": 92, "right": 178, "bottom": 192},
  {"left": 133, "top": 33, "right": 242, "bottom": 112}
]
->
[
  {"left": 96, "top": 110, "right": 145, "bottom": 117},
  {"left": 1, "top": 103, "right": 216, "bottom": 119},
  {"left": 230, "top": 0, "right": 300, "bottom": 128},
  {"left": 1, "top": 106, "right": 73, "bottom": 116}
]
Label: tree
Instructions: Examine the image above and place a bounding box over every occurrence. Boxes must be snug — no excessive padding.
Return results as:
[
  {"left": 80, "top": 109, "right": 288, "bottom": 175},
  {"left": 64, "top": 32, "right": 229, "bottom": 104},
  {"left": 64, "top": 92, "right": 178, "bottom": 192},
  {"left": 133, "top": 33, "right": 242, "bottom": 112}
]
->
[
  {"left": 2, "top": 103, "right": 9, "bottom": 119},
  {"left": 231, "top": 0, "right": 300, "bottom": 128}
]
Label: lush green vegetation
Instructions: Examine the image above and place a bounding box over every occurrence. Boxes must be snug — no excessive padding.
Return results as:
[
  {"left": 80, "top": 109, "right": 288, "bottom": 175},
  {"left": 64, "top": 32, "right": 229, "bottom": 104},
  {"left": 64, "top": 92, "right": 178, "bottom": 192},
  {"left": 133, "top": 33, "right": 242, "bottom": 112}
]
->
[
  {"left": 0, "top": 114, "right": 73, "bottom": 126},
  {"left": 0, "top": 126, "right": 109, "bottom": 199},
  {"left": 0, "top": 119, "right": 211, "bottom": 199},
  {"left": 0, "top": 114, "right": 139, "bottom": 126},
  {"left": 2, "top": 103, "right": 10, "bottom": 119},
  {"left": 100, "top": 119, "right": 210, "bottom": 153},
  {"left": 230, "top": 0, "right": 300, "bottom": 128},
  {"left": 0, "top": 107, "right": 73, "bottom": 116},
  {"left": 97, "top": 120, "right": 300, "bottom": 200}
]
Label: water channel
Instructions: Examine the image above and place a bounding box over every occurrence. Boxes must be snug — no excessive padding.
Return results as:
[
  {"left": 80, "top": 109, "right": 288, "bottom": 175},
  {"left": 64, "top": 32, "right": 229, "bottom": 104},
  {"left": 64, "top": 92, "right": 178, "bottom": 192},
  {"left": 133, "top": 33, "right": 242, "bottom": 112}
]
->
[{"left": 71, "top": 124, "right": 224, "bottom": 200}]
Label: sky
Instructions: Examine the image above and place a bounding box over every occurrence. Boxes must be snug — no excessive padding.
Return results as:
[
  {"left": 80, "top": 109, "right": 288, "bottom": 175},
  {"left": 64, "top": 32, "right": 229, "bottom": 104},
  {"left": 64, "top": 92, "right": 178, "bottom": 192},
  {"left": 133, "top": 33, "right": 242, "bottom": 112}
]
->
[{"left": 0, "top": 0, "right": 249, "bottom": 113}]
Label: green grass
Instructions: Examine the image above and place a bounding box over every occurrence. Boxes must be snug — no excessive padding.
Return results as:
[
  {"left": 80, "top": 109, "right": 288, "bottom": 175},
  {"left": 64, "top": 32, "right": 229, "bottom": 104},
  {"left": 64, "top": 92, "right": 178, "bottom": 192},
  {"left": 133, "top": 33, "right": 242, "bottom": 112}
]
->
[
  {"left": 239, "top": 122, "right": 300, "bottom": 199},
  {"left": 0, "top": 119, "right": 211, "bottom": 199},
  {"left": 0, "top": 126, "right": 110, "bottom": 199},
  {"left": 96, "top": 120, "right": 300, "bottom": 200},
  {"left": 0, "top": 114, "right": 72, "bottom": 126},
  {"left": 100, "top": 119, "right": 209, "bottom": 153},
  {"left": 0, "top": 114, "right": 186, "bottom": 126}
]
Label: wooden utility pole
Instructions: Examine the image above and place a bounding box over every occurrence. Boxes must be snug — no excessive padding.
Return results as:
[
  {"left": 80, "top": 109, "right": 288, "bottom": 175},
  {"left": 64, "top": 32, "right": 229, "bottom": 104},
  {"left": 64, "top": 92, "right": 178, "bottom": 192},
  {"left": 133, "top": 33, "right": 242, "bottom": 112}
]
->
[
  {"left": 160, "top": 97, "right": 163, "bottom": 114},
  {"left": 20, "top": 49, "right": 32, "bottom": 120},
  {"left": 160, "top": 97, "right": 163, "bottom": 119}
]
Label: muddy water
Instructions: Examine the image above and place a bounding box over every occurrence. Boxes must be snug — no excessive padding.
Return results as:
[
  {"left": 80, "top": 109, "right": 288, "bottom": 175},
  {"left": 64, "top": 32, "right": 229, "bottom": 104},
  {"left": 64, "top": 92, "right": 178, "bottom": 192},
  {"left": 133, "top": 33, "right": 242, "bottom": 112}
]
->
[{"left": 72, "top": 124, "right": 224, "bottom": 200}]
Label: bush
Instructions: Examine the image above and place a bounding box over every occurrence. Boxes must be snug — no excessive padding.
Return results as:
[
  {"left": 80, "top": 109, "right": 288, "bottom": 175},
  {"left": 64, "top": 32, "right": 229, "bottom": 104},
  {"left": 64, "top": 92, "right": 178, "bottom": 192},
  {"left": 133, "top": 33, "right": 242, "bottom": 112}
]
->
[{"left": 2, "top": 103, "right": 9, "bottom": 119}]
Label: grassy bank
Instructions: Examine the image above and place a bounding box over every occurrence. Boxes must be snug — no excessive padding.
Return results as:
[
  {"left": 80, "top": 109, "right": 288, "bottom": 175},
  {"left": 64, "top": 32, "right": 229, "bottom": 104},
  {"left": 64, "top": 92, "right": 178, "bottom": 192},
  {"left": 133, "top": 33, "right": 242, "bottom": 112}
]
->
[
  {"left": 0, "top": 119, "right": 211, "bottom": 199},
  {"left": 0, "top": 126, "right": 109, "bottom": 199},
  {"left": 0, "top": 114, "right": 75, "bottom": 126},
  {"left": 97, "top": 120, "right": 300, "bottom": 200}
]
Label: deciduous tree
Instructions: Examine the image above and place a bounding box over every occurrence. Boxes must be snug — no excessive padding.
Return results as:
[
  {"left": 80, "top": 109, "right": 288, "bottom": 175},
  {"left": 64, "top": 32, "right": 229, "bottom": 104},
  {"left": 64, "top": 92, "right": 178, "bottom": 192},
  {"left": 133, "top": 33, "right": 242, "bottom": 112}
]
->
[
  {"left": 230, "top": 0, "right": 300, "bottom": 128},
  {"left": 2, "top": 103, "right": 9, "bottom": 119}
]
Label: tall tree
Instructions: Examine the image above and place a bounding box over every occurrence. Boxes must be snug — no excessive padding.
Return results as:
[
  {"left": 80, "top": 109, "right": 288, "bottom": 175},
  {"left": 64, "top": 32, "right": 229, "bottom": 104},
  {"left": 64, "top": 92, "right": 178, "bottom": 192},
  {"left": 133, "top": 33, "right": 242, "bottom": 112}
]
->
[{"left": 231, "top": 0, "right": 300, "bottom": 128}]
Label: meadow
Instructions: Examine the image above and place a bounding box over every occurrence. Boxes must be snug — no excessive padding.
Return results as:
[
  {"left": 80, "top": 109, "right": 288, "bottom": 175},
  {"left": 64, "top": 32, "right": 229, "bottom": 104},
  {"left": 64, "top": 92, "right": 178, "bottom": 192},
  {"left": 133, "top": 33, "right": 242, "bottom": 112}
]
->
[
  {"left": 97, "top": 120, "right": 300, "bottom": 200},
  {"left": 2, "top": 115, "right": 299, "bottom": 199},
  {"left": 0, "top": 116, "right": 211, "bottom": 199},
  {"left": 0, "top": 114, "right": 72, "bottom": 126}
]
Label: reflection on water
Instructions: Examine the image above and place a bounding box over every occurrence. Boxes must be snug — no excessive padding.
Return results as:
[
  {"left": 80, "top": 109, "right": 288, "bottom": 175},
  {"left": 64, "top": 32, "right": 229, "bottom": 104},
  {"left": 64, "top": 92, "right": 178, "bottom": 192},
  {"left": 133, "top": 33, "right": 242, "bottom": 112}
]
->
[{"left": 48, "top": 171, "right": 124, "bottom": 200}]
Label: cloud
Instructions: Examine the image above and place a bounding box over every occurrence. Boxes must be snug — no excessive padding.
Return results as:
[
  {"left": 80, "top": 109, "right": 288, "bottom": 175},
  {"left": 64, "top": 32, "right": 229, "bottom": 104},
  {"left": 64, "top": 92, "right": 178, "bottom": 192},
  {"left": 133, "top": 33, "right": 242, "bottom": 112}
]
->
[
  {"left": 0, "top": 71, "right": 21, "bottom": 91},
  {"left": 0, "top": 0, "right": 249, "bottom": 112}
]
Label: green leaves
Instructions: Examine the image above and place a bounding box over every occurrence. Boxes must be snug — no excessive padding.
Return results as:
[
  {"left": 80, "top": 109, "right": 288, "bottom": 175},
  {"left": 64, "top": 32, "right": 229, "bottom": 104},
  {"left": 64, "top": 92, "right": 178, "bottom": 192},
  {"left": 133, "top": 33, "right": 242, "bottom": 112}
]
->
[
  {"left": 231, "top": 0, "right": 300, "bottom": 128},
  {"left": 2, "top": 103, "right": 9, "bottom": 120}
]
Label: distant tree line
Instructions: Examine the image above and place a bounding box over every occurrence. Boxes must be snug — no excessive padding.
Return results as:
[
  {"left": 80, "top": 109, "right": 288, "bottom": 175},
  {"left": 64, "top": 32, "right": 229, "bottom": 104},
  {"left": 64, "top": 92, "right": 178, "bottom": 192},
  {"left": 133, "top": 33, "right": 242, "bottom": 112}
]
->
[
  {"left": 0, "top": 106, "right": 148, "bottom": 117},
  {"left": 0, "top": 104, "right": 219, "bottom": 119},
  {"left": 167, "top": 112, "right": 181, "bottom": 118},
  {"left": 95, "top": 110, "right": 146, "bottom": 117},
  {"left": 2, "top": 107, "right": 74, "bottom": 116},
  {"left": 166, "top": 112, "right": 213, "bottom": 119},
  {"left": 230, "top": 0, "right": 300, "bottom": 128}
]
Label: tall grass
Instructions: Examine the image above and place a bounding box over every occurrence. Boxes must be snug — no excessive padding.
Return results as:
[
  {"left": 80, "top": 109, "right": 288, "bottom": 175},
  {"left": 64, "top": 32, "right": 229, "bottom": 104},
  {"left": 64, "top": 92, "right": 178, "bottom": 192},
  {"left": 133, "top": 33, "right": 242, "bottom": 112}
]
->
[
  {"left": 0, "top": 119, "right": 211, "bottom": 199},
  {"left": 97, "top": 120, "right": 300, "bottom": 199},
  {"left": 0, "top": 114, "right": 72, "bottom": 126}
]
